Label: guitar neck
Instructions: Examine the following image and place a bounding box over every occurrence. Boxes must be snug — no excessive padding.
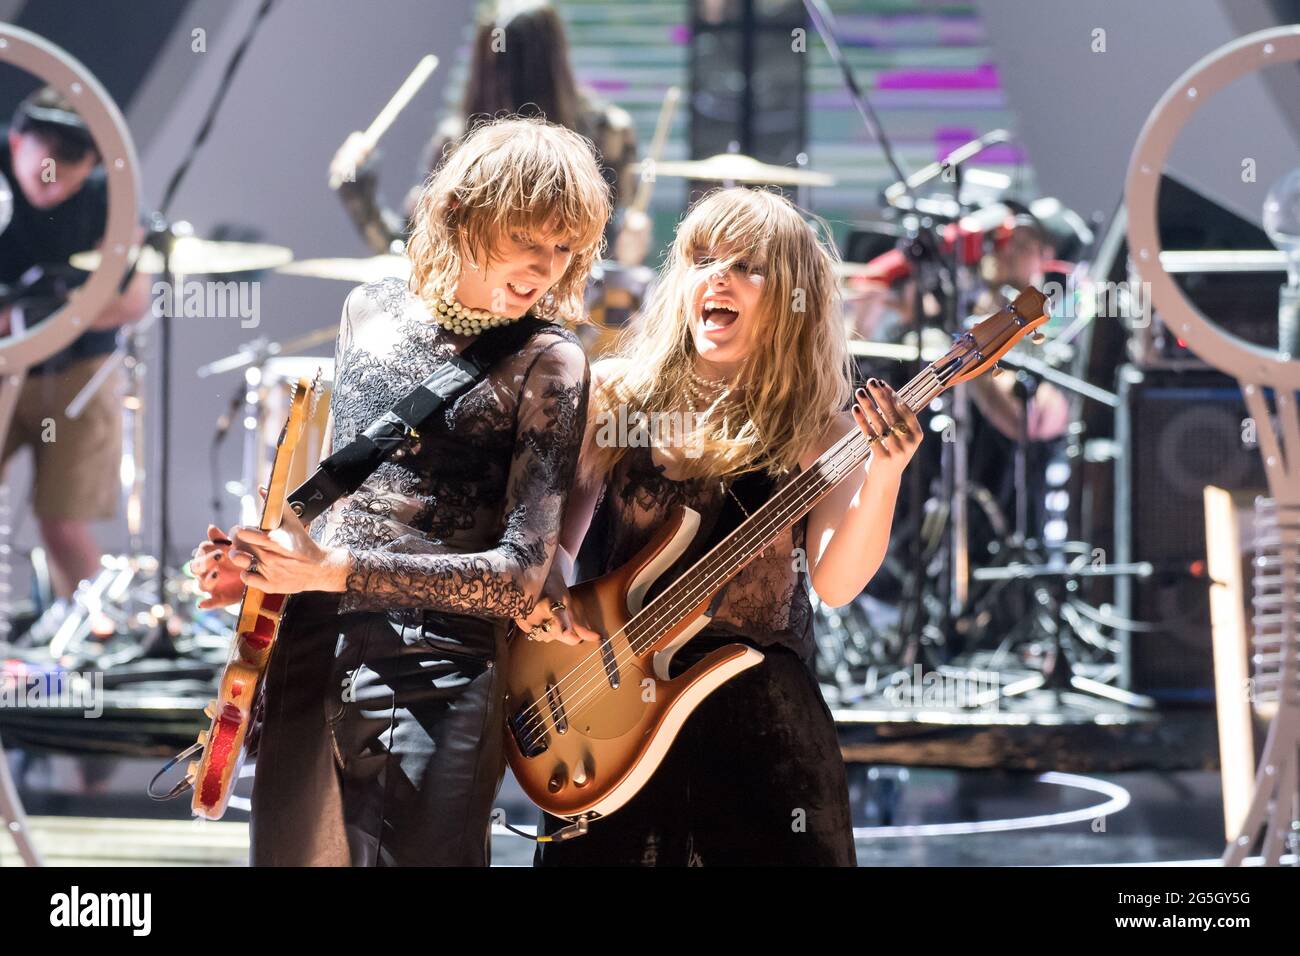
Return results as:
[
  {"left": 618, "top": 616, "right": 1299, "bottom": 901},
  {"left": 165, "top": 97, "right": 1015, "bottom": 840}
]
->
[
  {"left": 618, "top": 287, "right": 1046, "bottom": 652},
  {"left": 626, "top": 350, "right": 963, "bottom": 652}
]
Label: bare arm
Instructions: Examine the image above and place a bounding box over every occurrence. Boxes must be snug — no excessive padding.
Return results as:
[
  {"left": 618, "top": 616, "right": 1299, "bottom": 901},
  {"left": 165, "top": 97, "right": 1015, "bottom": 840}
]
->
[
  {"left": 90, "top": 263, "right": 153, "bottom": 330},
  {"left": 805, "top": 382, "right": 922, "bottom": 607},
  {"left": 553, "top": 357, "right": 625, "bottom": 569}
]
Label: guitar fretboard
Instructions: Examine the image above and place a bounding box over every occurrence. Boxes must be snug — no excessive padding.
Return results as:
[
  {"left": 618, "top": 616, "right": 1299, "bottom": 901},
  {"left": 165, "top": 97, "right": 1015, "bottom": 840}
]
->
[{"left": 622, "top": 351, "right": 964, "bottom": 655}]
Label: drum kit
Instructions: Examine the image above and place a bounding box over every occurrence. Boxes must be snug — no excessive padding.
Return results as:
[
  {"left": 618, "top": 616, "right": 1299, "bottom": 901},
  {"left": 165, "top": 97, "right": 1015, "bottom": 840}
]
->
[{"left": 821, "top": 247, "right": 1147, "bottom": 713}]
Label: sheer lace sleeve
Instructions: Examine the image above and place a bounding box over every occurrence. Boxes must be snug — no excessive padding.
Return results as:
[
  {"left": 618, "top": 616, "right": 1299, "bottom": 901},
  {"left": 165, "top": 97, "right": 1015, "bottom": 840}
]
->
[{"left": 341, "top": 334, "right": 589, "bottom": 618}]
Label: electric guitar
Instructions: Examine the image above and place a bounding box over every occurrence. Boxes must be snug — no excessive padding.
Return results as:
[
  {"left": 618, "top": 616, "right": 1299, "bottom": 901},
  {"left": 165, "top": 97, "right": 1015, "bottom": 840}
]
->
[
  {"left": 188, "top": 371, "right": 321, "bottom": 820},
  {"left": 504, "top": 288, "right": 1049, "bottom": 826}
]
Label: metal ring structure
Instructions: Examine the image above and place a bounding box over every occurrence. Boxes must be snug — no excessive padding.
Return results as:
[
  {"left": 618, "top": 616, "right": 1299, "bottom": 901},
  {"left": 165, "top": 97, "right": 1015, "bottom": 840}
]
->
[
  {"left": 1125, "top": 25, "right": 1300, "bottom": 386},
  {"left": 0, "top": 24, "right": 141, "bottom": 372}
]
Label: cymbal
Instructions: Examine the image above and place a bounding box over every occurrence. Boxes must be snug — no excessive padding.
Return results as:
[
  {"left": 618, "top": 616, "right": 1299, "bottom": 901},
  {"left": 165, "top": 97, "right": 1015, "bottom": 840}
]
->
[
  {"left": 71, "top": 238, "right": 293, "bottom": 275},
  {"left": 646, "top": 153, "right": 835, "bottom": 187},
  {"left": 848, "top": 329, "right": 951, "bottom": 364},
  {"left": 276, "top": 254, "right": 410, "bottom": 284}
]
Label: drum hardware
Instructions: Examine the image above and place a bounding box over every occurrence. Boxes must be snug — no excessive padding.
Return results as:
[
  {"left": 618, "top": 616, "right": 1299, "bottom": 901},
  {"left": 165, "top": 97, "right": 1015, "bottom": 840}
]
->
[
  {"left": 201, "top": 347, "right": 335, "bottom": 527},
  {"left": 844, "top": 197, "right": 1133, "bottom": 713},
  {"left": 966, "top": 559, "right": 1157, "bottom": 710},
  {"left": 39, "top": 228, "right": 297, "bottom": 656}
]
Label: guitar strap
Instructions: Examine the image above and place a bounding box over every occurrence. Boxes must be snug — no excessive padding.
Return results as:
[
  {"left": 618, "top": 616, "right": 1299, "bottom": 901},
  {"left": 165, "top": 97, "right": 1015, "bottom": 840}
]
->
[
  {"left": 288, "top": 315, "right": 553, "bottom": 525},
  {"left": 700, "top": 467, "right": 779, "bottom": 617},
  {"left": 708, "top": 470, "right": 777, "bottom": 548}
]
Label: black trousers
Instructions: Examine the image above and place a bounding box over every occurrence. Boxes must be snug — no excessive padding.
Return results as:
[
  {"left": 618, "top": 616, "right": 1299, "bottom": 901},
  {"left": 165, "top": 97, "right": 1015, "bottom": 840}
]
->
[
  {"left": 249, "top": 593, "right": 508, "bottom": 866},
  {"left": 534, "top": 639, "right": 857, "bottom": 866}
]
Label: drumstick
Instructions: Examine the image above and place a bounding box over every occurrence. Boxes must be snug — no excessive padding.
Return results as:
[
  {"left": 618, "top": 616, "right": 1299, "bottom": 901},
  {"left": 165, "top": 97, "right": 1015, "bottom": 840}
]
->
[
  {"left": 364, "top": 54, "right": 438, "bottom": 146},
  {"left": 631, "top": 85, "right": 680, "bottom": 214},
  {"left": 329, "top": 54, "right": 439, "bottom": 189}
]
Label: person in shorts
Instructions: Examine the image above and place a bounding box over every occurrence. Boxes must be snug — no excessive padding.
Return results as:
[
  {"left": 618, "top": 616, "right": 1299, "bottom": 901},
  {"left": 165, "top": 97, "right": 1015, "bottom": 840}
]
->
[{"left": 0, "top": 86, "right": 152, "bottom": 597}]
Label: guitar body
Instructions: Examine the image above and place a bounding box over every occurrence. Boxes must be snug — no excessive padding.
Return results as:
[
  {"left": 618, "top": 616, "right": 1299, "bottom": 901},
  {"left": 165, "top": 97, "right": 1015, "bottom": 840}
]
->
[
  {"left": 505, "top": 506, "right": 763, "bottom": 820},
  {"left": 189, "top": 375, "right": 318, "bottom": 821}
]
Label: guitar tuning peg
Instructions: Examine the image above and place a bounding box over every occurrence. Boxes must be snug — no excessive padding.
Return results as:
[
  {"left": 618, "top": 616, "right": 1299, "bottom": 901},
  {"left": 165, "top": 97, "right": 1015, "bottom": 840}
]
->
[
  {"left": 203, "top": 700, "right": 216, "bottom": 720},
  {"left": 1029, "top": 331, "right": 1047, "bottom": 345},
  {"left": 185, "top": 761, "right": 199, "bottom": 783},
  {"left": 197, "top": 730, "right": 209, "bottom": 747}
]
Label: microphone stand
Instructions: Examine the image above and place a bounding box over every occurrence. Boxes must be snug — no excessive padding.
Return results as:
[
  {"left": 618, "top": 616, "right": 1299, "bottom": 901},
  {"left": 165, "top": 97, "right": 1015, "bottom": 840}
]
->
[{"left": 803, "top": 0, "right": 937, "bottom": 671}]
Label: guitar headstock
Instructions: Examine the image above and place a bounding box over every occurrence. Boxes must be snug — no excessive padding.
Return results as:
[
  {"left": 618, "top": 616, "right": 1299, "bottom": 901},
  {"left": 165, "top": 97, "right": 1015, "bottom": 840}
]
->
[
  {"left": 263, "top": 372, "right": 324, "bottom": 531},
  {"left": 947, "top": 286, "right": 1049, "bottom": 385}
]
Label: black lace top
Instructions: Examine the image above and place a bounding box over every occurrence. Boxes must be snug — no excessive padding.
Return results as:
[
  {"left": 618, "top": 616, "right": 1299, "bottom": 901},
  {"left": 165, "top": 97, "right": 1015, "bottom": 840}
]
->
[
  {"left": 312, "top": 278, "right": 589, "bottom": 622},
  {"left": 593, "top": 444, "right": 815, "bottom": 660}
]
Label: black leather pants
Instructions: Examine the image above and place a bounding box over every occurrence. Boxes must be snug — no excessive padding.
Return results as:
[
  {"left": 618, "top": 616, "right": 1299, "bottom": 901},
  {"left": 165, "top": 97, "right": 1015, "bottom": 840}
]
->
[{"left": 249, "top": 593, "right": 508, "bottom": 866}]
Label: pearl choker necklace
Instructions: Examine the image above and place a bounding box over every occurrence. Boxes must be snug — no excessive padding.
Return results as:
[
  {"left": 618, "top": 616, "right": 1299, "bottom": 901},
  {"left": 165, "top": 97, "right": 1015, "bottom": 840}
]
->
[
  {"left": 428, "top": 294, "right": 522, "bottom": 335},
  {"left": 685, "top": 368, "right": 732, "bottom": 416}
]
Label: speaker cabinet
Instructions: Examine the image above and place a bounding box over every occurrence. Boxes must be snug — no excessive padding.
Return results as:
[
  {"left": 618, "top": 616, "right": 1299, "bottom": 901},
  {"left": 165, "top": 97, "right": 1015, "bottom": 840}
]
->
[{"left": 1115, "top": 366, "right": 1267, "bottom": 702}]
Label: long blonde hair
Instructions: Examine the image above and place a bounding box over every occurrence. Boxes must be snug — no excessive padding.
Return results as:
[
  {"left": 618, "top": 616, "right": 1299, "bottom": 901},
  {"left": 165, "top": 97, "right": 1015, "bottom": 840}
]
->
[
  {"left": 585, "top": 187, "right": 852, "bottom": 481},
  {"left": 406, "top": 115, "right": 610, "bottom": 323}
]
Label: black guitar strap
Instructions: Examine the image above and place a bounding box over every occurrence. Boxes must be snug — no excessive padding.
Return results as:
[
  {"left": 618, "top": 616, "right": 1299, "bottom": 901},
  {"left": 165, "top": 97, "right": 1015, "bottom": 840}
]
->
[{"left": 288, "top": 316, "right": 553, "bottom": 525}]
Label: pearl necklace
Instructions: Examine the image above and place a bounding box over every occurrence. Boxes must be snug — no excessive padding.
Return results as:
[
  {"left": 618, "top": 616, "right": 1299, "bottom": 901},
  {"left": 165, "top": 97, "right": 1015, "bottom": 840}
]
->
[
  {"left": 427, "top": 293, "right": 522, "bottom": 335},
  {"left": 684, "top": 368, "right": 731, "bottom": 417}
]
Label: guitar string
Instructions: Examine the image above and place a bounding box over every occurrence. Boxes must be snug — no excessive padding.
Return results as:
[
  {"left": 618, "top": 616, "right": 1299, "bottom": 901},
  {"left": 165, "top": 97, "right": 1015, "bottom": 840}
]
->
[
  {"left": 510, "top": 366, "right": 954, "bottom": 747},
  {"left": 513, "top": 306, "right": 1036, "bottom": 740},
  {"left": 511, "top": 362, "right": 955, "bottom": 743},
  {"left": 510, "top": 360, "right": 959, "bottom": 744},
  {"left": 515, "top": 306, "right": 1036, "bottom": 746}
]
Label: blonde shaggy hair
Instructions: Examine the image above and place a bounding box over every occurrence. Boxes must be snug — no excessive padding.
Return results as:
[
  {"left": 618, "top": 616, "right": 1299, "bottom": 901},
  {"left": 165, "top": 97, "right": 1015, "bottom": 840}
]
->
[
  {"left": 406, "top": 115, "right": 611, "bottom": 323},
  {"left": 585, "top": 187, "right": 852, "bottom": 482}
]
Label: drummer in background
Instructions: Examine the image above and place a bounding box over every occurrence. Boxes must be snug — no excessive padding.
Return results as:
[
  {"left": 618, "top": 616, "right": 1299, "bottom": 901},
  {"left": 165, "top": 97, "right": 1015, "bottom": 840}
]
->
[
  {"left": 846, "top": 207, "right": 1069, "bottom": 446},
  {"left": 330, "top": 0, "right": 649, "bottom": 267},
  {"left": 0, "top": 87, "right": 152, "bottom": 600},
  {"left": 842, "top": 207, "right": 1069, "bottom": 550}
]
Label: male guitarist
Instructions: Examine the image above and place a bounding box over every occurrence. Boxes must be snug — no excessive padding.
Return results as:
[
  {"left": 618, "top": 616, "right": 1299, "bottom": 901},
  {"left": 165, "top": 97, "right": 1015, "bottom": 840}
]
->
[{"left": 192, "top": 117, "right": 610, "bottom": 866}]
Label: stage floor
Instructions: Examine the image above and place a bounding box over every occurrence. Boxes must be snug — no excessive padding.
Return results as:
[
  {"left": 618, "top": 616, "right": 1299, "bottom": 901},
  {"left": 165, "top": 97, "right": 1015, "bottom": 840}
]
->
[{"left": 1, "top": 750, "right": 1231, "bottom": 866}]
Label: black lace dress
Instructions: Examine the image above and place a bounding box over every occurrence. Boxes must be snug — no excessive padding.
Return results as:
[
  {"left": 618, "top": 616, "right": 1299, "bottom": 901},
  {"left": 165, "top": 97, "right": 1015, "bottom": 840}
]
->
[
  {"left": 598, "top": 444, "right": 816, "bottom": 658},
  {"left": 250, "top": 278, "right": 588, "bottom": 867},
  {"left": 536, "top": 443, "right": 857, "bottom": 866}
]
